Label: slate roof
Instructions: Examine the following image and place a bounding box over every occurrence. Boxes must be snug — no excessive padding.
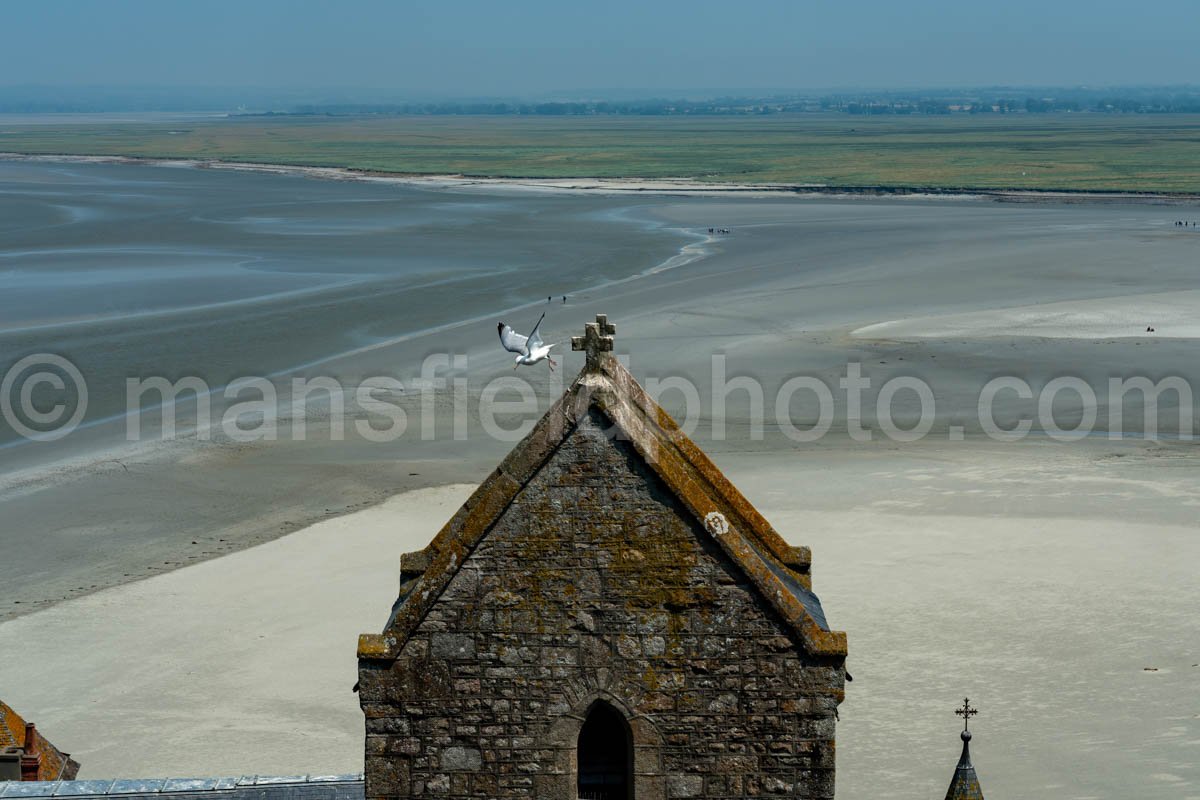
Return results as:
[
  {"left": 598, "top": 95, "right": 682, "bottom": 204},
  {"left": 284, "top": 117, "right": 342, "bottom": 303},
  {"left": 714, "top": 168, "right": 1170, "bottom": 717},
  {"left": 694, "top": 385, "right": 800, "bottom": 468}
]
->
[
  {"left": 0, "top": 775, "right": 363, "bottom": 800},
  {"left": 944, "top": 733, "right": 985, "bottom": 800},
  {"left": 362, "top": 315, "right": 847, "bottom": 663},
  {"left": 0, "top": 704, "right": 21, "bottom": 751}
]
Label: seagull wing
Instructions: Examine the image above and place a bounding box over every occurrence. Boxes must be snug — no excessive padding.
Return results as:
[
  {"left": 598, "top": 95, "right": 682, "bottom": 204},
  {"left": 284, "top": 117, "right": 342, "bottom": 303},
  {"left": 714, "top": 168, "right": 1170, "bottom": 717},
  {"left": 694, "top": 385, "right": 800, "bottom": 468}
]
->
[
  {"left": 527, "top": 312, "right": 546, "bottom": 349},
  {"left": 498, "top": 322, "right": 529, "bottom": 355}
]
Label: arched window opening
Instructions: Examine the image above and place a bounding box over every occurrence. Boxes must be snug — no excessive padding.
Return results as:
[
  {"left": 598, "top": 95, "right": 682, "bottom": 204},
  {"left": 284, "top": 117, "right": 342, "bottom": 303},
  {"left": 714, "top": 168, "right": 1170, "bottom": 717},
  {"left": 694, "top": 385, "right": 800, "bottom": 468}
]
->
[{"left": 576, "top": 701, "right": 632, "bottom": 800}]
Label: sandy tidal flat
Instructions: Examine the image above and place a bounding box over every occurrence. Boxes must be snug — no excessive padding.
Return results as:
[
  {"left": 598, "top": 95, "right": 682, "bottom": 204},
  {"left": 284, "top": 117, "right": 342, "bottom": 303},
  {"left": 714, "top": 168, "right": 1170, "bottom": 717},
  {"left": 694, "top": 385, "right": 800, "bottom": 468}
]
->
[
  {"left": 2, "top": 161, "right": 1200, "bottom": 800},
  {"left": 1, "top": 444, "right": 1198, "bottom": 800},
  {"left": 0, "top": 486, "right": 473, "bottom": 777},
  {"left": 854, "top": 289, "right": 1200, "bottom": 340}
]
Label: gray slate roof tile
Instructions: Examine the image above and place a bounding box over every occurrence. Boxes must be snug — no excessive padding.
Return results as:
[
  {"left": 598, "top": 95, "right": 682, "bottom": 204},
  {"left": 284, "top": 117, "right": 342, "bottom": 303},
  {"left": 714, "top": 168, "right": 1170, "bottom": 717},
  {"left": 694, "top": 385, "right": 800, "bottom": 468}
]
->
[
  {"left": 2, "top": 784, "right": 62, "bottom": 798},
  {"left": 53, "top": 783, "right": 114, "bottom": 797},
  {"left": 0, "top": 776, "right": 364, "bottom": 800},
  {"left": 108, "top": 780, "right": 164, "bottom": 794}
]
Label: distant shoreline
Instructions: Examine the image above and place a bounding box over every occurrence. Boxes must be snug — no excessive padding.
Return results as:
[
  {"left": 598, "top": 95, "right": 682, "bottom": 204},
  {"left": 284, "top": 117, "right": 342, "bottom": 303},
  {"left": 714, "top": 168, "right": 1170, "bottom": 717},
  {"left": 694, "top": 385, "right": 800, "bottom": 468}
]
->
[{"left": 5, "top": 151, "right": 1200, "bottom": 203}]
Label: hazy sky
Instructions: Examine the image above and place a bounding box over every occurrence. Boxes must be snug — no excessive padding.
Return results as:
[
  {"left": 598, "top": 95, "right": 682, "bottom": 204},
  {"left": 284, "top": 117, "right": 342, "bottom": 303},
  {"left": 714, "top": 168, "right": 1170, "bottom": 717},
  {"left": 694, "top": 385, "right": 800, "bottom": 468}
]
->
[{"left": 4, "top": 0, "right": 1198, "bottom": 94}]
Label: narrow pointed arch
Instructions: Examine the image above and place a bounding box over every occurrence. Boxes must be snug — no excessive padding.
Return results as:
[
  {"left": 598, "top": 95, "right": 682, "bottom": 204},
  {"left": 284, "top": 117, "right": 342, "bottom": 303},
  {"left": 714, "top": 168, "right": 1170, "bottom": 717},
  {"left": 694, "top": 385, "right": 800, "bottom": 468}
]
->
[
  {"left": 540, "top": 689, "right": 664, "bottom": 800},
  {"left": 577, "top": 700, "right": 632, "bottom": 800}
]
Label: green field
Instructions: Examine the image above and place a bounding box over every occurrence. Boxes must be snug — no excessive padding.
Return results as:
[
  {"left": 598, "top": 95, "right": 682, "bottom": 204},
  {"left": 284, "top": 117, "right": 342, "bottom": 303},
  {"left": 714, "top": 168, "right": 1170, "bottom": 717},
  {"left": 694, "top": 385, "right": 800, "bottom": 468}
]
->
[{"left": 4, "top": 113, "right": 1200, "bottom": 193}]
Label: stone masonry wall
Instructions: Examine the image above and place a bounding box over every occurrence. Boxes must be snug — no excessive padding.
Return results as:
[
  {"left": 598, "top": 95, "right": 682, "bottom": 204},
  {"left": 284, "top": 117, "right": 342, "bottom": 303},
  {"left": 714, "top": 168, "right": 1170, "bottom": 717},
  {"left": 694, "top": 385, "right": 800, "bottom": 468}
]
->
[{"left": 359, "top": 410, "right": 844, "bottom": 799}]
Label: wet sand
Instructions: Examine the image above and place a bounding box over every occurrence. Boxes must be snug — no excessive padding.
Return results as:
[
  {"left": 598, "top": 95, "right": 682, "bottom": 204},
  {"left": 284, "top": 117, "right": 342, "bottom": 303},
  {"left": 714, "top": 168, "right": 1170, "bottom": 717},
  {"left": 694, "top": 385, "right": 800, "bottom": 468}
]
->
[
  {"left": 4, "top": 170, "right": 1199, "bottom": 621},
  {"left": 2, "top": 161, "right": 1199, "bottom": 798}
]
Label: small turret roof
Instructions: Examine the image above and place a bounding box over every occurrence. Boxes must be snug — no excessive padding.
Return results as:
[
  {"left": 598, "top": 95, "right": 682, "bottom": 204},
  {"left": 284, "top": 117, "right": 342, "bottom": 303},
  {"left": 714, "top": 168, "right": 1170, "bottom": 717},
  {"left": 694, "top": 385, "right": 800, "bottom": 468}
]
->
[
  {"left": 945, "top": 731, "right": 984, "bottom": 800},
  {"left": 945, "top": 700, "right": 985, "bottom": 800}
]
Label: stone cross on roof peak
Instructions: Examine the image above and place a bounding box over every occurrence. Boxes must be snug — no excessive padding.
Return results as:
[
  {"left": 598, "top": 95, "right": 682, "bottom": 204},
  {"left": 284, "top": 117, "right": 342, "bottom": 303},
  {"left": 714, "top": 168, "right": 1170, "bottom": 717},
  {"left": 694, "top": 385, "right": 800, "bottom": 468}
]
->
[{"left": 571, "top": 314, "right": 616, "bottom": 371}]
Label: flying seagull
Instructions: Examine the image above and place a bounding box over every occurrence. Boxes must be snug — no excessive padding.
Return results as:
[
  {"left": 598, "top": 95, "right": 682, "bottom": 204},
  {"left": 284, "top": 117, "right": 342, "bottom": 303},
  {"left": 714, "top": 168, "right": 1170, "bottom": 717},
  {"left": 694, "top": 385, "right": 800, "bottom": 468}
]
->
[{"left": 498, "top": 312, "right": 558, "bottom": 370}]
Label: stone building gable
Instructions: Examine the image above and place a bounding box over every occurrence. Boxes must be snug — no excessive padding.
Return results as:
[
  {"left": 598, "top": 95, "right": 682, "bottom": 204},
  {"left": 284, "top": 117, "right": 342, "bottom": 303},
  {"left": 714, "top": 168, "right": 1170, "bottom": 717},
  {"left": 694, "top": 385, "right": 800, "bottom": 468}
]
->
[
  {"left": 364, "top": 350, "right": 846, "bottom": 663},
  {"left": 360, "top": 410, "right": 844, "bottom": 798},
  {"left": 359, "top": 316, "right": 847, "bottom": 799}
]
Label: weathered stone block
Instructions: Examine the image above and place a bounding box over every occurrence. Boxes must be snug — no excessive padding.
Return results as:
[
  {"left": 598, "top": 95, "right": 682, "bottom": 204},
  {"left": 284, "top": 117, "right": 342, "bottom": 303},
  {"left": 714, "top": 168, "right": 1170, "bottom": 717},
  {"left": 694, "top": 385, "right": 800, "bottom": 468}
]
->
[
  {"left": 430, "top": 633, "right": 475, "bottom": 660},
  {"left": 668, "top": 773, "right": 704, "bottom": 798}
]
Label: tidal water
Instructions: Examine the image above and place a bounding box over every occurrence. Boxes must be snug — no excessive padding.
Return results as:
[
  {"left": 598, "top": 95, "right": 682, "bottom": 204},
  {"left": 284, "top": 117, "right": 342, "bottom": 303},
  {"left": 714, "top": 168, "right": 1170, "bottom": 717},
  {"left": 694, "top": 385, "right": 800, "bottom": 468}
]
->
[{"left": 0, "top": 160, "right": 688, "bottom": 451}]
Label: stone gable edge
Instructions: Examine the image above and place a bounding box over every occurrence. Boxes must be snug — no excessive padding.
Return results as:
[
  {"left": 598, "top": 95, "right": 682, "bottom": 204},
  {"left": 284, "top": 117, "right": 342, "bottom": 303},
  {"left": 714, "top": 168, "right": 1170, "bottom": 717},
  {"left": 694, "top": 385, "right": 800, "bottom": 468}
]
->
[{"left": 358, "top": 355, "right": 847, "bottom": 664}]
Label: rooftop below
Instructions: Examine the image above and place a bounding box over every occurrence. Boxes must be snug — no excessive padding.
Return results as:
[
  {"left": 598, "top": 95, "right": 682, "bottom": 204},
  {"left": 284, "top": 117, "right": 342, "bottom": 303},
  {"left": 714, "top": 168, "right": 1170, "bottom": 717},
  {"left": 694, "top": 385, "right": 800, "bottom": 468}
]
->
[{"left": 0, "top": 775, "right": 363, "bottom": 800}]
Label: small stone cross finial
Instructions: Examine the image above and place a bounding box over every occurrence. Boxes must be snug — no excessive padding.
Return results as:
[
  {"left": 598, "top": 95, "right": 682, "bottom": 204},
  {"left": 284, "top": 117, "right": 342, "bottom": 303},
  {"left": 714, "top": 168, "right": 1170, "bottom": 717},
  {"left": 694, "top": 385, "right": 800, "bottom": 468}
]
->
[
  {"left": 955, "top": 698, "right": 978, "bottom": 732},
  {"left": 571, "top": 314, "right": 616, "bottom": 371}
]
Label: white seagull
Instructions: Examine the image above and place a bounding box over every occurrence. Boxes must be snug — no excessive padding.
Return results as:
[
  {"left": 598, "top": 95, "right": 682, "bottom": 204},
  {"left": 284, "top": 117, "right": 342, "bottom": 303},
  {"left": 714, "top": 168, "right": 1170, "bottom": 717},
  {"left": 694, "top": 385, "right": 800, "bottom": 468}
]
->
[{"left": 497, "top": 312, "right": 558, "bottom": 370}]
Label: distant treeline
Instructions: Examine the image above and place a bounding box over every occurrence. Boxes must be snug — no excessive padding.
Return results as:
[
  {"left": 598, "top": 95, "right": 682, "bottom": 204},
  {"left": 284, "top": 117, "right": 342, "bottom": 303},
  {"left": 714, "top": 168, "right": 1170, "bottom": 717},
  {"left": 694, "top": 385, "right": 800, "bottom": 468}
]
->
[
  {"left": 835, "top": 93, "right": 1200, "bottom": 115},
  {"left": 6, "top": 86, "right": 1200, "bottom": 116},
  {"left": 253, "top": 89, "right": 1200, "bottom": 117}
]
